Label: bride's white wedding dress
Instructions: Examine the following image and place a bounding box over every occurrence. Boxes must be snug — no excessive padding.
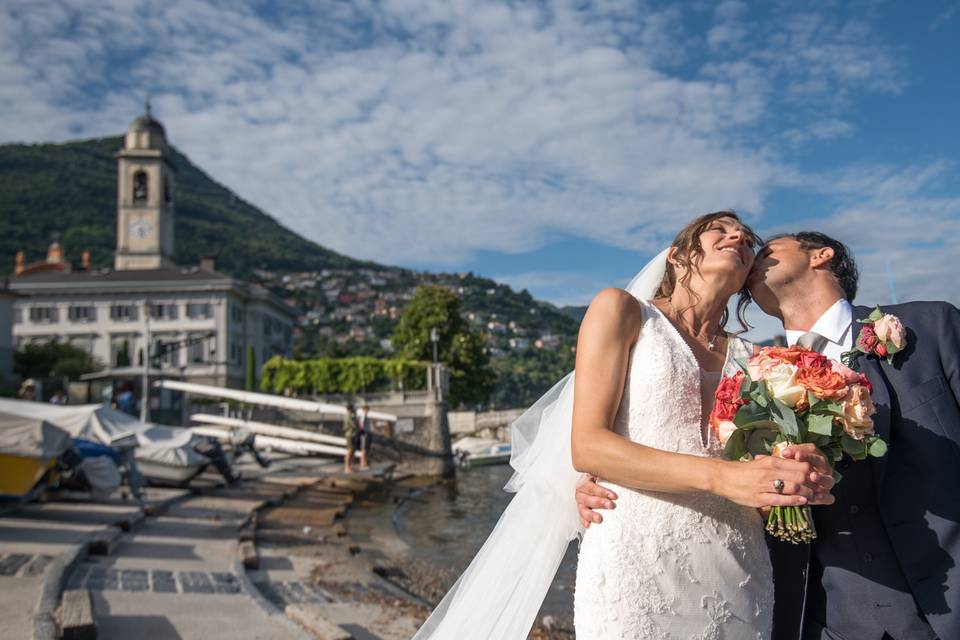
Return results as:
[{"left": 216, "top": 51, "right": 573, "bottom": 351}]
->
[{"left": 574, "top": 299, "right": 774, "bottom": 639}]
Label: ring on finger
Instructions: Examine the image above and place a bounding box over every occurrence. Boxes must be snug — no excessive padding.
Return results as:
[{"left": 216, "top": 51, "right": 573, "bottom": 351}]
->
[{"left": 773, "top": 479, "right": 785, "bottom": 494}]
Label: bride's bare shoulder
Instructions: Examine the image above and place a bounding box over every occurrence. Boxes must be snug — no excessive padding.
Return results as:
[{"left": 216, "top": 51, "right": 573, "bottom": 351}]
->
[{"left": 580, "top": 288, "right": 643, "bottom": 339}]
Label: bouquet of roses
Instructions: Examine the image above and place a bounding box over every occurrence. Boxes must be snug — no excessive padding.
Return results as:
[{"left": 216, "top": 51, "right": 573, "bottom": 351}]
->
[{"left": 710, "top": 345, "right": 888, "bottom": 543}]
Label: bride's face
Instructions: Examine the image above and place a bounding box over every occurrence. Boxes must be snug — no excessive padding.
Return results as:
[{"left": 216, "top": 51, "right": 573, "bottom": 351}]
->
[{"left": 691, "top": 216, "right": 756, "bottom": 282}]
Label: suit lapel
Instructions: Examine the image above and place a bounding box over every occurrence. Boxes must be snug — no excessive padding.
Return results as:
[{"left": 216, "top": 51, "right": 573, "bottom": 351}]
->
[{"left": 852, "top": 306, "right": 892, "bottom": 493}]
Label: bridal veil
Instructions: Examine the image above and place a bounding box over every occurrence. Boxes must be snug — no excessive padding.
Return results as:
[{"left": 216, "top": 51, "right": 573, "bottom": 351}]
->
[{"left": 412, "top": 249, "right": 670, "bottom": 639}]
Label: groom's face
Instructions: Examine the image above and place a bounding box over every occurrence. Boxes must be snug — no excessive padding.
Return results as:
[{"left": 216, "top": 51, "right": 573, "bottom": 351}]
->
[{"left": 747, "top": 237, "right": 811, "bottom": 316}]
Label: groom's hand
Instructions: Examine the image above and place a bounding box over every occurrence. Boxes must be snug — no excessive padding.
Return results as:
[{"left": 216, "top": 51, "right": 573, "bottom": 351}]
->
[
  {"left": 777, "top": 443, "right": 836, "bottom": 505},
  {"left": 575, "top": 475, "right": 618, "bottom": 528}
]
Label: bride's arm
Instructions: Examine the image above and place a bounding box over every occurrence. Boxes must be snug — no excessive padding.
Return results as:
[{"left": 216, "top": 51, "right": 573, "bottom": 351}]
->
[{"left": 570, "top": 289, "right": 819, "bottom": 508}]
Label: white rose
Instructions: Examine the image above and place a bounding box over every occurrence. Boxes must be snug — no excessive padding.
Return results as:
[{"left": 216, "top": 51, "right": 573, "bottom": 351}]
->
[{"left": 763, "top": 363, "right": 806, "bottom": 408}]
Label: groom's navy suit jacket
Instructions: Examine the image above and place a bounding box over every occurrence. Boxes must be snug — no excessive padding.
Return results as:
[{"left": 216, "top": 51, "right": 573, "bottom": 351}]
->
[{"left": 771, "top": 301, "right": 960, "bottom": 640}]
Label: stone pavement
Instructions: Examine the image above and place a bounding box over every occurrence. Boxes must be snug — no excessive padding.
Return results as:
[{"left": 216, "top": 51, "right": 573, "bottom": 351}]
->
[
  {"left": 73, "top": 480, "right": 313, "bottom": 640},
  {"left": 0, "top": 457, "right": 418, "bottom": 640},
  {"left": 0, "top": 488, "right": 185, "bottom": 640}
]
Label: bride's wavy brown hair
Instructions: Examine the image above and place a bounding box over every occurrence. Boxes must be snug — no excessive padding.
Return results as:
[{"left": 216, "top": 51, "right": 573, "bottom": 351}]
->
[{"left": 654, "top": 210, "right": 762, "bottom": 334}]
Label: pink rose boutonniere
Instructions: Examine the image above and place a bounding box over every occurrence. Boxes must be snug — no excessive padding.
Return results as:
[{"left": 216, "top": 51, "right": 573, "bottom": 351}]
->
[{"left": 842, "top": 306, "right": 908, "bottom": 369}]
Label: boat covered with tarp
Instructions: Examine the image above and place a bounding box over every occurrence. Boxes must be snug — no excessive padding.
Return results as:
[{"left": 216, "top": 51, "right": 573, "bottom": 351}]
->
[
  {"left": 0, "top": 410, "right": 72, "bottom": 499},
  {"left": 0, "top": 398, "right": 210, "bottom": 485}
]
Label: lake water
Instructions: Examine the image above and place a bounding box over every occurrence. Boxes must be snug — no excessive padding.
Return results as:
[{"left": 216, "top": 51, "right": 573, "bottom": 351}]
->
[{"left": 393, "top": 463, "right": 578, "bottom": 619}]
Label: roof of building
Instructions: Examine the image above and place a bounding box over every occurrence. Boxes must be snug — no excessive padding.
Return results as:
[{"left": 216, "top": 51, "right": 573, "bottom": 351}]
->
[
  {"left": 10, "top": 267, "right": 298, "bottom": 318},
  {"left": 129, "top": 104, "right": 166, "bottom": 137},
  {"left": 11, "top": 266, "right": 230, "bottom": 285}
]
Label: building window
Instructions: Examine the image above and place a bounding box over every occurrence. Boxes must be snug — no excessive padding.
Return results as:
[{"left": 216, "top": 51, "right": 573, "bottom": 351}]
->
[
  {"left": 152, "top": 336, "right": 178, "bottom": 368},
  {"left": 133, "top": 170, "right": 148, "bottom": 202},
  {"left": 13, "top": 307, "right": 22, "bottom": 324},
  {"left": 188, "top": 334, "right": 207, "bottom": 364},
  {"left": 186, "top": 302, "right": 212, "bottom": 319},
  {"left": 29, "top": 306, "right": 58, "bottom": 324},
  {"left": 230, "top": 305, "right": 244, "bottom": 323},
  {"left": 110, "top": 305, "right": 138, "bottom": 322},
  {"left": 68, "top": 305, "right": 96, "bottom": 323},
  {"left": 111, "top": 336, "right": 133, "bottom": 368},
  {"left": 149, "top": 303, "right": 178, "bottom": 320}
]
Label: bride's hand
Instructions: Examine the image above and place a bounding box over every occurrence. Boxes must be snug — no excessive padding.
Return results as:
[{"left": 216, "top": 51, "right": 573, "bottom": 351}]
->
[
  {"left": 575, "top": 475, "right": 618, "bottom": 528},
  {"left": 775, "top": 443, "right": 835, "bottom": 505},
  {"left": 714, "top": 455, "right": 820, "bottom": 509}
]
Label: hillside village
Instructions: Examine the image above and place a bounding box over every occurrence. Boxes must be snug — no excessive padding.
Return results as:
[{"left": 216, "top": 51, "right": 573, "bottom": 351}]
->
[{"left": 259, "top": 266, "right": 574, "bottom": 357}]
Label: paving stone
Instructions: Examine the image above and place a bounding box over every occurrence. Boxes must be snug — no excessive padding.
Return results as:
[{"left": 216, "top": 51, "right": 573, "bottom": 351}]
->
[
  {"left": 85, "top": 567, "right": 119, "bottom": 591},
  {"left": 0, "top": 554, "right": 31, "bottom": 576},
  {"left": 151, "top": 569, "right": 178, "bottom": 593},
  {"left": 21, "top": 554, "right": 53, "bottom": 576},
  {"left": 211, "top": 571, "right": 241, "bottom": 594},
  {"left": 179, "top": 570, "right": 214, "bottom": 594},
  {"left": 121, "top": 569, "right": 150, "bottom": 592}
]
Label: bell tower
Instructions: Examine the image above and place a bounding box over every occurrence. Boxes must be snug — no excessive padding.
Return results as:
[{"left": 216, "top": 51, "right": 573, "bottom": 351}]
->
[{"left": 115, "top": 100, "right": 176, "bottom": 270}]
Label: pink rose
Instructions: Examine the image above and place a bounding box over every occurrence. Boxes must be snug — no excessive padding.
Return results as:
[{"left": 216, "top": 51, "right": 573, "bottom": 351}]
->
[
  {"left": 830, "top": 360, "right": 861, "bottom": 385},
  {"left": 873, "top": 314, "right": 906, "bottom": 350},
  {"left": 831, "top": 360, "right": 873, "bottom": 393},
  {"left": 841, "top": 384, "right": 876, "bottom": 440}
]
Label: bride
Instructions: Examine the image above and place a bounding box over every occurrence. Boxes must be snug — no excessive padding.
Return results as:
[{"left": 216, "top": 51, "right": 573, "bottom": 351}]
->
[{"left": 413, "top": 211, "right": 834, "bottom": 639}]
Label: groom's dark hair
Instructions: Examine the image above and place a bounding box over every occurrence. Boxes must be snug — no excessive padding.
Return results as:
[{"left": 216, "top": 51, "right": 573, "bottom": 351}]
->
[{"left": 768, "top": 231, "right": 859, "bottom": 301}]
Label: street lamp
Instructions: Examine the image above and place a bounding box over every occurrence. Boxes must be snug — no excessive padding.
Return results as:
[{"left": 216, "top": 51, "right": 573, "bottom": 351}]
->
[
  {"left": 140, "top": 300, "right": 151, "bottom": 422},
  {"left": 429, "top": 327, "right": 439, "bottom": 364}
]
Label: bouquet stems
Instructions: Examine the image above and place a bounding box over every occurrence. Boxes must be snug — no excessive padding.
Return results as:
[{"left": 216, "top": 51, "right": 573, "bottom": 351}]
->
[{"left": 765, "top": 504, "right": 817, "bottom": 543}]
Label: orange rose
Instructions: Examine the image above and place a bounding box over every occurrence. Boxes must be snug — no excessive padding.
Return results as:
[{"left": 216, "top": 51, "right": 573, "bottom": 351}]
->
[{"left": 796, "top": 366, "right": 848, "bottom": 401}]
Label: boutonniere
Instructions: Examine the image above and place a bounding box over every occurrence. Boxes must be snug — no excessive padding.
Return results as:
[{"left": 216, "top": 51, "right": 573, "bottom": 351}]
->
[{"left": 841, "top": 306, "right": 907, "bottom": 369}]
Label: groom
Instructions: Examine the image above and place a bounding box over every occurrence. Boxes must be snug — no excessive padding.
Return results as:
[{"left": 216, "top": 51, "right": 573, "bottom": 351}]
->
[{"left": 577, "top": 231, "right": 960, "bottom": 640}]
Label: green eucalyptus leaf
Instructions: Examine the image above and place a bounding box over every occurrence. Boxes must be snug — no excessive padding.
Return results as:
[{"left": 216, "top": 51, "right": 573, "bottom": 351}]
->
[
  {"left": 723, "top": 428, "right": 748, "bottom": 461},
  {"left": 868, "top": 438, "right": 888, "bottom": 457},
  {"left": 841, "top": 434, "right": 867, "bottom": 460},
  {"left": 808, "top": 413, "right": 835, "bottom": 436},
  {"left": 770, "top": 397, "right": 800, "bottom": 439}
]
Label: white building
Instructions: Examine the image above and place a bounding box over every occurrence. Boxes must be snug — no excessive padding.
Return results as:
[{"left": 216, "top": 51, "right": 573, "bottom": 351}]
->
[{"left": 9, "top": 107, "right": 296, "bottom": 389}]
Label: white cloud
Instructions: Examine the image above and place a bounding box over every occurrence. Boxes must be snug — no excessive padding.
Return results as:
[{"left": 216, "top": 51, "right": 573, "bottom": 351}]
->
[
  {"left": 0, "top": 0, "right": 931, "bottom": 288},
  {"left": 0, "top": 0, "right": 960, "bottom": 324}
]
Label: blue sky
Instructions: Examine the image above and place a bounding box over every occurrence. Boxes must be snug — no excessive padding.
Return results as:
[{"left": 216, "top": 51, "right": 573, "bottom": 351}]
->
[{"left": 1, "top": 0, "right": 958, "bottom": 340}]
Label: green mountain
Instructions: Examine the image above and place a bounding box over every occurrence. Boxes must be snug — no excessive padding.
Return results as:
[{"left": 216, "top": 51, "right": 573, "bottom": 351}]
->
[
  {"left": 0, "top": 136, "right": 366, "bottom": 278},
  {"left": 0, "top": 136, "right": 580, "bottom": 406}
]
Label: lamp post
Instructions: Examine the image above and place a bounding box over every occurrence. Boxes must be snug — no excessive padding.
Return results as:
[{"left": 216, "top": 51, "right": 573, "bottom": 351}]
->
[
  {"left": 429, "top": 327, "right": 441, "bottom": 402},
  {"left": 140, "top": 300, "right": 151, "bottom": 422},
  {"left": 429, "top": 327, "right": 439, "bottom": 364}
]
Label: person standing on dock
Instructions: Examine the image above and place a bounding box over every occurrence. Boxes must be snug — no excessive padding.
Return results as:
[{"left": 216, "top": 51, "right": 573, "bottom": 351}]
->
[
  {"left": 343, "top": 402, "right": 359, "bottom": 473},
  {"left": 357, "top": 402, "right": 372, "bottom": 470}
]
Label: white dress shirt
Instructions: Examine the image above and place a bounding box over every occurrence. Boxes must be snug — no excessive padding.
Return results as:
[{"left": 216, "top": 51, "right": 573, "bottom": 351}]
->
[{"left": 785, "top": 298, "right": 854, "bottom": 360}]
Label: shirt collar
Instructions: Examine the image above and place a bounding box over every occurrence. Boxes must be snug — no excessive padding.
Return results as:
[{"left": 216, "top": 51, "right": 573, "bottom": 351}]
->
[{"left": 785, "top": 298, "right": 854, "bottom": 348}]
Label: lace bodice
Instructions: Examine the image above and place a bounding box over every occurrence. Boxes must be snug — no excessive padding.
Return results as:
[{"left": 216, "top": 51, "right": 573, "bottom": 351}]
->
[{"left": 574, "top": 299, "right": 773, "bottom": 640}]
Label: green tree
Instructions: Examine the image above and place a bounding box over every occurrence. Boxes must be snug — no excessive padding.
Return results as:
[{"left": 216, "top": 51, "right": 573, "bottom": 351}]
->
[
  {"left": 14, "top": 340, "right": 103, "bottom": 382},
  {"left": 391, "top": 285, "right": 495, "bottom": 407}
]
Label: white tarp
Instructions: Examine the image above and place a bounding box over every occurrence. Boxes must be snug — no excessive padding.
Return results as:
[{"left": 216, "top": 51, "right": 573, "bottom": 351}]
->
[
  {"left": 0, "top": 411, "right": 72, "bottom": 459},
  {"left": 0, "top": 399, "right": 208, "bottom": 468}
]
